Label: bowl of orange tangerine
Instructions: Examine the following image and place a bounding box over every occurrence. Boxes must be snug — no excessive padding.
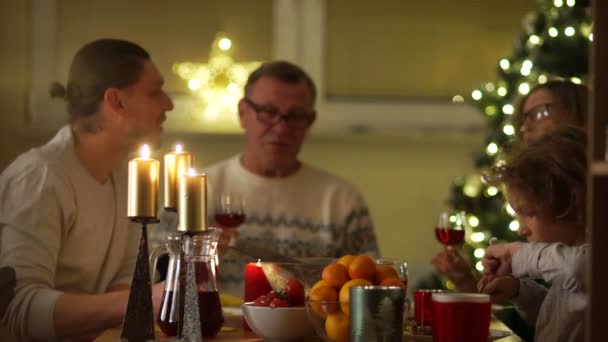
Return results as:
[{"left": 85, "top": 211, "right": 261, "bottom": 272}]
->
[{"left": 305, "top": 254, "right": 407, "bottom": 342}]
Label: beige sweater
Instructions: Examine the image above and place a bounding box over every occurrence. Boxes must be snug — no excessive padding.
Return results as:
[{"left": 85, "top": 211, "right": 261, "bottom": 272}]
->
[{"left": 0, "top": 126, "right": 139, "bottom": 341}]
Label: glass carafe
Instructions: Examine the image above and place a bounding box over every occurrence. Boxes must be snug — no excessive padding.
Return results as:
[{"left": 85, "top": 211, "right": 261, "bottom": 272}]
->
[
  {"left": 150, "top": 232, "right": 182, "bottom": 337},
  {"left": 180, "top": 228, "right": 224, "bottom": 338}
]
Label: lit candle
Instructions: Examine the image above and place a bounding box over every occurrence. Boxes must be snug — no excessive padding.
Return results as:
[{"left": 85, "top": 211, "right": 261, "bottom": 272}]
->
[
  {"left": 177, "top": 168, "right": 208, "bottom": 232},
  {"left": 244, "top": 260, "right": 272, "bottom": 302},
  {"left": 163, "top": 144, "right": 193, "bottom": 210},
  {"left": 127, "top": 144, "right": 159, "bottom": 219}
]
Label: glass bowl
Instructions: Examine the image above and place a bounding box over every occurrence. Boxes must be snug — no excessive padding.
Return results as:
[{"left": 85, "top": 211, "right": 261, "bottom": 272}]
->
[{"left": 305, "top": 299, "right": 349, "bottom": 342}]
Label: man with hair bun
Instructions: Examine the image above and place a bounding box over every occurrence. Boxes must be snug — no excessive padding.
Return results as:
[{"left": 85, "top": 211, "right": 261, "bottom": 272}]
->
[{"left": 0, "top": 38, "right": 173, "bottom": 341}]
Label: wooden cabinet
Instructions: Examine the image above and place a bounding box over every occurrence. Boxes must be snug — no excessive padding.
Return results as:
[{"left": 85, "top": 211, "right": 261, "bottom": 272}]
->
[{"left": 587, "top": 1, "right": 608, "bottom": 341}]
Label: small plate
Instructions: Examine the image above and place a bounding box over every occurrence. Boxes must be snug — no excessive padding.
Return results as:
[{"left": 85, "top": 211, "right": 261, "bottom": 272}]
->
[{"left": 403, "top": 329, "right": 513, "bottom": 341}]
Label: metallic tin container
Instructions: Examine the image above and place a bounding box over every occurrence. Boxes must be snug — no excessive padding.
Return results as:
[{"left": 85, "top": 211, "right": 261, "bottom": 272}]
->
[{"left": 350, "top": 285, "right": 405, "bottom": 342}]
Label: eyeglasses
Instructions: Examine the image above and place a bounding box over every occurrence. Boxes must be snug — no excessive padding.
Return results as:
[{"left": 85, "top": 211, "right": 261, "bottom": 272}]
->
[
  {"left": 523, "top": 103, "right": 552, "bottom": 122},
  {"left": 243, "top": 98, "right": 315, "bottom": 129}
]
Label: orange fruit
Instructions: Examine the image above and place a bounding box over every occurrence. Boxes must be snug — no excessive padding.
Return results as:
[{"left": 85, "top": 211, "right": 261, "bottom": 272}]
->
[
  {"left": 379, "top": 276, "right": 407, "bottom": 289},
  {"left": 374, "top": 264, "right": 399, "bottom": 284},
  {"left": 309, "top": 285, "right": 339, "bottom": 318},
  {"left": 311, "top": 279, "right": 330, "bottom": 292},
  {"left": 322, "top": 263, "right": 350, "bottom": 288},
  {"left": 347, "top": 255, "right": 376, "bottom": 281},
  {"left": 337, "top": 254, "right": 356, "bottom": 268},
  {"left": 338, "top": 278, "right": 372, "bottom": 315},
  {"left": 325, "top": 312, "right": 349, "bottom": 342}
]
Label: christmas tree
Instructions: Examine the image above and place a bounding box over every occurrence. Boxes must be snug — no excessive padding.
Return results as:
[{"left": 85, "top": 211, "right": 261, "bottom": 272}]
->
[{"left": 447, "top": 0, "right": 593, "bottom": 279}]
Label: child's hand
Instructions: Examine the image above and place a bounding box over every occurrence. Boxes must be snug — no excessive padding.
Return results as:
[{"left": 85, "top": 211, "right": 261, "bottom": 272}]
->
[
  {"left": 482, "top": 242, "right": 523, "bottom": 278},
  {"left": 431, "top": 249, "right": 477, "bottom": 292},
  {"left": 479, "top": 275, "right": 520, "bottom": 303}
]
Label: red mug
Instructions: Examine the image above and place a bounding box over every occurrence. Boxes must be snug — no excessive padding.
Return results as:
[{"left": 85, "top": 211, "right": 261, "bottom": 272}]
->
[
  {"left": 431, "top": 293, "right": 491, "bottom": 342},
  {"left": 414, "top": 289, "right": 443, "bottom": 326}
]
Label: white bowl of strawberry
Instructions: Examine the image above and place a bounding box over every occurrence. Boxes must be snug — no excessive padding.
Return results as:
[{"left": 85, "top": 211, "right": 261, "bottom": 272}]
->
[{"left": 242, "top": 286, "right": 315, "bottom": 340}]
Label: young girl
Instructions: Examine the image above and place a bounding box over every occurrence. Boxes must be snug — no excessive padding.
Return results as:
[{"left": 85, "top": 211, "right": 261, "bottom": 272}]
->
[{"left": 479, "top": 126, "right": 587, "bottom": 342}]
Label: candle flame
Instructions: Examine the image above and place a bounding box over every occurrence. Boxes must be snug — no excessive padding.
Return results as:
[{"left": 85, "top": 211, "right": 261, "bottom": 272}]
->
[
  {"left": 175, "top": 144, "right": 183, "bottom": 153},
  {"left": 187, "top": 167, "right": 196, "bottom": 176},
  {"left": 140, "top": 144, "right": 150, "bottom": 159},
  {"left": 256, "top": 259, "right": 262, "bottom": 266}
]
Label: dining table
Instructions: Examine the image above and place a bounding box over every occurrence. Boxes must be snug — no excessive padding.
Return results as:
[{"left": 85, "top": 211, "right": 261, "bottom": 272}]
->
[{"left": 96, "top": 307, "right": 523, "bottom": 342}]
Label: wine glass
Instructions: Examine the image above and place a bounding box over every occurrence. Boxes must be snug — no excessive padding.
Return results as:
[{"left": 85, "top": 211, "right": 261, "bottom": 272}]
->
[
  {"left": 214, "top": 192, "right": 246, "bottom": 229},
  {"left": 435, "top": 211, "right": 465, "bottom": 247},
  {"left": 375, "top": 258, "right": 408, "bottom": 289}
]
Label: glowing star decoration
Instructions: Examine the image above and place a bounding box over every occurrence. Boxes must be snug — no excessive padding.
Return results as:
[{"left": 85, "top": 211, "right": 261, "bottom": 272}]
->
[{"left": 173, "top": 33, "right": 261, "bottom": 133}]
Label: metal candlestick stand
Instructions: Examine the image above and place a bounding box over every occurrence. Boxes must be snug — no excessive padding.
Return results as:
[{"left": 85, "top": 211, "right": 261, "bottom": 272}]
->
[
  {"left": 120, "top": 218, "right": 160, "bottom": 342},
  {"left": 178, "top": 232, "right": 203, "bottom": 342}
]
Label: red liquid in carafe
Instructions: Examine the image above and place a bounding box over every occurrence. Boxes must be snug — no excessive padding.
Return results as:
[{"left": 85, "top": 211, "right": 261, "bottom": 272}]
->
[
  {"left": 158, "top": 290, "right": 179, "bottom": 337},
  {"left": 198, "top": 290, "right": 224, "bottom": 337}
]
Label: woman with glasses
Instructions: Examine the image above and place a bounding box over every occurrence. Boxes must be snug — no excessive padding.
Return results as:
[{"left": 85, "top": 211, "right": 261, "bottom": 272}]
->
[{"left": 514, "top": 80, "right": 588, "bottom": 144}]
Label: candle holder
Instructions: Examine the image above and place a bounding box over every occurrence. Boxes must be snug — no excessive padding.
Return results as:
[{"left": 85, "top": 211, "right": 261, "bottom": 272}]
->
[{"left": 120, "top": 217, "right": 160, "bottom": 342}]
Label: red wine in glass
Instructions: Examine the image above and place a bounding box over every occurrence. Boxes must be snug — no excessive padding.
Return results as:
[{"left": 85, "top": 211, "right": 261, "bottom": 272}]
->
[
  {"left": 435, "top": 228, "right": 465, "bottom": 246},
  {"left": 435, "top": 211, "right": 467, "bottom": 246},
  {"left": 215, "top": 192, "right": 245, "bottom": 229},
  {"left": 214, "top": 213, "right": 246, "bottom": 228}
]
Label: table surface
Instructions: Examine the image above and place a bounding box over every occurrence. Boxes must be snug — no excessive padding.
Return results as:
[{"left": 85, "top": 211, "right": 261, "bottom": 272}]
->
[{"left": 97, "top": 310, "right": 523, "bottom": 342}]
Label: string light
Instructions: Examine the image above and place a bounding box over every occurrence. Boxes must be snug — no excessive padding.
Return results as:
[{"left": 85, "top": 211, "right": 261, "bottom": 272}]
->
[
  {"left": 505, "top": 204, "right": 516, "bottom": 216},
  {"left": 589, "top": 33, "right": 593, "bottom": 41},
  {"left": 474, "top": 249, "right": 485, "bottom": 258},
  {"left": 499, "top": 59, "right": 510, "bottom": 70},
  {"left": 218, "top": 37, "right": 232, "bottom": 51},
  {"left": 503, "top": 124, "right": 515, "bottom": 136},
  {"left": 475, "top": 261, "right": 484, "bottom": 272},
  {"left": 485, "top": 186, "right": 499, "bottom": 196},
  {"left": 188, "top": 79, "right": 201, "bottom": 91},
  {"left": 518, "top": 83, "right": 530, "bottom": 94},
  {"left": 564, "top": 27, "right": 576, "bottom": 36},
  {"left": 509, "top": 220, "right": 520, "bottom": 231},
  {"left": 497, "top": 87, "right": 508, "bottom": 97},
  {"left": 502, "top": 104, "right": 514, "bottom": 115},
  {"left": 538, "top": 74, "right": 548, "bottom": 84},
  {"left": 452, "top": 95, "right": 465, "bottom": 103},
  {"left": 528, "top": 35, "right": 541, "bottom": 45},
  {"left": 571, "top": 77, "right": 582, "bottom": 84},
  {"left": 486, "top": 142, "right": 499, "bottom": 155},
  {"left": 522, "top": 60, "right": 533, "bottom": 69},
  {"left": 471, "top": 232, "right": 486, "bottom": 242},
  {"left": 472, "top": 90, "right": 483, "bottom": 100},
  {"left": 549, "top": 27, "right": 559, "bottom": 37},
  {"left": 554, "top": 0, "right": 564, "bottom": 7},
  {"left": 468, "top": 215, "right": 480, "bottom": 227},
  {"left": 566, "top": 0, "right": 576, "bottom": 6},
  {"left": 485, "top": 105, "right": 498, "bottom": 116},
  {"left": 521, "top": 68, "right": 531, "bottom": 76},
  {"left": 485, "top": 83, "right": 496, "bottom": 92}
]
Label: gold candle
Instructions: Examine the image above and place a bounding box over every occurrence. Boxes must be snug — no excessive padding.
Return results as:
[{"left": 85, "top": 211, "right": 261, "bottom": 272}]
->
[
  {"left": 177, "top": 169, "right": 208, "bottom": 232},
  {"left": 127, "top": 144, "right": 159, "bottom": 219},
  {"left": 163, "top": 144, "right": 193, "bottom": 210}
]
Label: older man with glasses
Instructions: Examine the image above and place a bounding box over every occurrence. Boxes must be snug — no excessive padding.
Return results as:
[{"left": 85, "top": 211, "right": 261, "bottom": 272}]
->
[{"left": 203, "top": 61, "right": 379, "bottom": 296}]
